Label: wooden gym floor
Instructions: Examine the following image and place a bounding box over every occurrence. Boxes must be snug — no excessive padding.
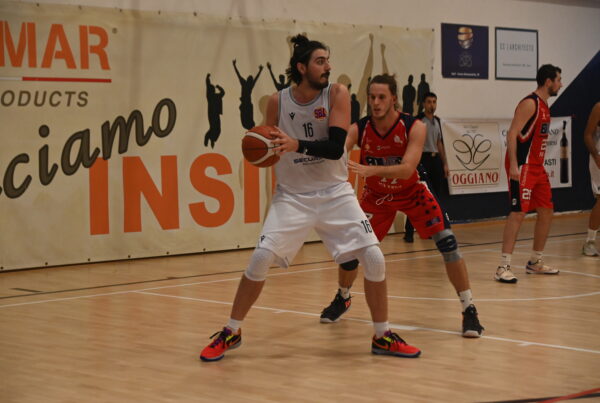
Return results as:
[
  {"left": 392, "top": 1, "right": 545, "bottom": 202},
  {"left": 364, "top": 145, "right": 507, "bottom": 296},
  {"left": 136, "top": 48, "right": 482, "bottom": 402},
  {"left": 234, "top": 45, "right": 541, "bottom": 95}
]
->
[{"left": 0, "top": 213, "right": 598, "bottom": 402}]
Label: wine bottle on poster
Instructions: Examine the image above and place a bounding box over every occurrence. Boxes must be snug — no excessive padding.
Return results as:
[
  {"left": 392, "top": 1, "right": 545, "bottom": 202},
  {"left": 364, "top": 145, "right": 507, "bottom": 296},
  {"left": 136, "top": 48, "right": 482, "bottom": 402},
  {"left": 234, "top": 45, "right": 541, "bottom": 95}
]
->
[{"left": 560, "top": 120, "right": 569, "bottom": 184}]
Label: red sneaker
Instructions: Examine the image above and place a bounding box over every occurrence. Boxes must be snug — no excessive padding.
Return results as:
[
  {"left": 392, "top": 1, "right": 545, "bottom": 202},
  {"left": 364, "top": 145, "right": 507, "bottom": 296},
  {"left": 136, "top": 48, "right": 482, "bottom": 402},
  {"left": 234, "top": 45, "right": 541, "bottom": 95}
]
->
[
  {"left": 371, "top": 331, "right": 421, "bottom": 358},
  {"left": 200, "top": 327, "right": 242, "bottom": 362}
]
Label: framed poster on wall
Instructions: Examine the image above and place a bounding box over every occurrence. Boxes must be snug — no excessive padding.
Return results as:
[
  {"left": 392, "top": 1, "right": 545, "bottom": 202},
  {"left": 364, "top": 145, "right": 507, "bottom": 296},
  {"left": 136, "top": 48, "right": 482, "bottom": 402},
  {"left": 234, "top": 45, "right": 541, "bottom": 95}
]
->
[
  {"left": 441, "top": 23, "right": 489, "bottom": 79},
  {"left": 495, "top": 27, "right": 538, "bottom": 80}
]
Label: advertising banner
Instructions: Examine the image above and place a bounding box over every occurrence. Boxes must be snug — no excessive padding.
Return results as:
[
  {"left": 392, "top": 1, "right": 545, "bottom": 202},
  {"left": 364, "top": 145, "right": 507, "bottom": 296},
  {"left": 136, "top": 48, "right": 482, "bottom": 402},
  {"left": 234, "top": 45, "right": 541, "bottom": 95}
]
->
[
  {"left": 443, "top": 117, "right": 571, "bottom": 194},
  {"left": 0, "top": 2, "right": 433, "bottom": 270}
]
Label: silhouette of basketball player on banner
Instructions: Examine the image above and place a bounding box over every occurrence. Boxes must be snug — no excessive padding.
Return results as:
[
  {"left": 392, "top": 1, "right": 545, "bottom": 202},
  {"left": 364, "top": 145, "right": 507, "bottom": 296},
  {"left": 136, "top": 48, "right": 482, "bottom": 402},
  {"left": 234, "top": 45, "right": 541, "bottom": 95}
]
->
[
  {"left": 417, "top": 73, "right": 430, "bottom": 116},
  {"left": 267, "top": 62, "right": 290, "bottom": 91},
  {"left": 233, "top": 59, "right": 263, "bottom": 130},
  {"left": 348, "top": 83, "right": 361, "bottom": 124},
  {"left": 204, "top": 73, "right": 225, "bottom": 148},
  {"left": 402, "top": 74, "right": 416, "bottom": 116}
]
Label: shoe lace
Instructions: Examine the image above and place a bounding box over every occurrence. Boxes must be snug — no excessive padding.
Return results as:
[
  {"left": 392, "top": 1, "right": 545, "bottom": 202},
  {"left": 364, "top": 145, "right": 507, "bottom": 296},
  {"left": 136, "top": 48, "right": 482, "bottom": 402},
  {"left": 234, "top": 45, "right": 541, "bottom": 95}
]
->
[
  {"left": 208, "top": 329, "right": 230, "bottom": 348},
  {"left": 497, "top": 266, "right": 511, "bottom": 275},
  {"left": 321, "top": 293, "right": 349, "bottom": 315},
  {"left": 464, "top": 307, "right": 484, "bottom": 331},
  {"left": 385, "top": 331, "right": 408, "bottom": 345}
]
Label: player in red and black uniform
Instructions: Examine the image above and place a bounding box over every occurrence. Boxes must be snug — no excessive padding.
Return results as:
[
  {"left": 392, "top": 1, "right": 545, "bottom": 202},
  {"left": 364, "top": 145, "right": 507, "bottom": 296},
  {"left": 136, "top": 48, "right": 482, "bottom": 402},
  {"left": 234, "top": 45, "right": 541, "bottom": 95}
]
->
[
  {"left": 319, "top": 74, "right": 484, "bottom": 338},
  {"left": 495, "top": 64, "right": 563, "bottom": 283}
]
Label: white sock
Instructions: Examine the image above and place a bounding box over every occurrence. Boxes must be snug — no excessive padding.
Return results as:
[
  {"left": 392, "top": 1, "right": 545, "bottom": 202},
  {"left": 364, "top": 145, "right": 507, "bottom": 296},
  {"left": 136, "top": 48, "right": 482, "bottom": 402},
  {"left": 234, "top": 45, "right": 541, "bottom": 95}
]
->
[
  {"left": 339, "top": 286, "right": 351, "bottom": 299},
  {"left": 587, "top": 229, "right": 597, "bottom": 242},
  {"left": 373, "top": 322, "right": 389, "bottom": 338},
  {"left": 226, "top": 318, "right": 242, "bottom": 333},
  {"left": 530, "top": 250, "right": 543, "bottom": 263},
  {"left": 501, "top": 253, "right": 511, "bottom": 267},
  {"left": 458, "top": 289, "right": 473, "bottom": 312}
]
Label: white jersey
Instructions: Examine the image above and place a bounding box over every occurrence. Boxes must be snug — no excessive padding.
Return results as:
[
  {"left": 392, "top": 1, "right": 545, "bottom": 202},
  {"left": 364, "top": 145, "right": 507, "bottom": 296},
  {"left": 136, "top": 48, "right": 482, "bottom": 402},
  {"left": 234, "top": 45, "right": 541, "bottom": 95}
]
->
[{"left": 276, "top": 84, "right": 348, "bottom": 194}]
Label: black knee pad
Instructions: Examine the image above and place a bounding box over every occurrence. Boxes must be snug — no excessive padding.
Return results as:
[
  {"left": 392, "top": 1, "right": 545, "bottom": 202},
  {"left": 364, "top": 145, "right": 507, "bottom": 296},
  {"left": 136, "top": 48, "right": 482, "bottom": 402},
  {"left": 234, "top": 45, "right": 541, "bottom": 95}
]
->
[{"left": 340, "top": 259, "right": 359, "bottom": 271}]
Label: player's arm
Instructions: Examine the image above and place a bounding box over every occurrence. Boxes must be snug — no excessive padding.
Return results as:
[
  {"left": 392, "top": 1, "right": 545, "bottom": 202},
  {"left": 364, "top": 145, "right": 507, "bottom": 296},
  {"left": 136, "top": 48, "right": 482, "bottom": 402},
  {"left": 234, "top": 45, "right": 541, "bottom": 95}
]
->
[
  {"left": 265, "top": 92, "right": 279, "bottom": 127},
  {"left": 345, "top": 122, "right": 359, "bottom": 152},
  {"left": 266, "top": 92, "right": 306, "bottom": 155},
  {"left": 506, "top": 98, "right": 535, "bottom": 180},
  {"left": 273, "top": 83, "right": 350, "bottom": 159},
  {"left": 348, "top": 119, "right": 426, "bottom": 179},
  {"left": 437, "top": 137, "right": 449, "bottom": 177},
  {"left": 584, "top": 102, "right": 600, "bottom": 169}
]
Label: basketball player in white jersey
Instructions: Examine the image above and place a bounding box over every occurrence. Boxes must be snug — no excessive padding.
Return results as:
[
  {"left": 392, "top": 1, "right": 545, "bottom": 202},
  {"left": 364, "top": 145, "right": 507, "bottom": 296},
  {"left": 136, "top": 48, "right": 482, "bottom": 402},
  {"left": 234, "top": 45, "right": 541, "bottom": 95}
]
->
[
  {"left": 583, "top": 101, "right": 600, "bottom": 256},
  {"left": 200, "top": 34, "right": 421, "bottom": 362}
]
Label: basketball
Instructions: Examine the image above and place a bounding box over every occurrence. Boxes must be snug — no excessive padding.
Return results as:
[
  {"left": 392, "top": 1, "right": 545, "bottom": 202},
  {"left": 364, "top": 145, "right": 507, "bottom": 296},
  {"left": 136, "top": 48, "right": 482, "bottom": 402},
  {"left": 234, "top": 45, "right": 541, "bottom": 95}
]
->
[{"left": 241, "top": 125, "right": 280, "bottom": 167}]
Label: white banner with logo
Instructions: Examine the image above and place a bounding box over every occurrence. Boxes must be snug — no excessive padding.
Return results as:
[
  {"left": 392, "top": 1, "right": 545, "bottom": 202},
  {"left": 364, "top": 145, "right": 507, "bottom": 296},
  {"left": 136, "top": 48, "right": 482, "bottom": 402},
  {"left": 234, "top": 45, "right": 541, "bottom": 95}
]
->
[
  {"left": 443, "top": 117, "right": 571, "bottom": 195},
  {"left": 0, "top": 2, "right": 433, "bottom": 270}
]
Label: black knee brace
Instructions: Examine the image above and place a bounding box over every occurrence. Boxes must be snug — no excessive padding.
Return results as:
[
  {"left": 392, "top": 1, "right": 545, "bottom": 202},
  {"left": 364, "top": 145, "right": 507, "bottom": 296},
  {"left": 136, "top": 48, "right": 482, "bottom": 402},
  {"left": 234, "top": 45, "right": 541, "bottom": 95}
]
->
[{"left": 340, "top": 259, "right": 359, "bottom": 271}]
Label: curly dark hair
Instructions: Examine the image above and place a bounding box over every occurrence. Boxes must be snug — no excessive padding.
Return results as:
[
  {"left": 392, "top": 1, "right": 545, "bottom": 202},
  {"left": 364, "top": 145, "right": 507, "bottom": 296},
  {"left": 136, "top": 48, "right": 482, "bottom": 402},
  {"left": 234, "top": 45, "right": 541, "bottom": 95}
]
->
[{"left": 285, "top": 34, "right": 328, "bottom": 85}]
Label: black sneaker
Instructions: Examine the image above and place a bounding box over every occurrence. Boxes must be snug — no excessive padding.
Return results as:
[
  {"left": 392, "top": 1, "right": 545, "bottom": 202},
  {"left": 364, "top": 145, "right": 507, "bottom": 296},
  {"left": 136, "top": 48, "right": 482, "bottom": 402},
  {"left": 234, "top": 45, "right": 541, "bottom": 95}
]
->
[
  {"left": 320, "top": 291, "right": 351, "bottom": 323},
  {"left": 462, "top": 305, "right": 484, "bottom": 338},
  {"left": 403, "top": 232, "right": 414, "bottom": 243}
]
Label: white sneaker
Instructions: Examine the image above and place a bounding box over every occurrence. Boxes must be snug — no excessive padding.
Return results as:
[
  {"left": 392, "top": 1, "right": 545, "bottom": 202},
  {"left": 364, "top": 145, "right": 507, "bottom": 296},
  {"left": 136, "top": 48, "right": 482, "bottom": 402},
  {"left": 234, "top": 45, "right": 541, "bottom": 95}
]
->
[
  {"left": 495, "top": 265, "right": 518, "bottom": 283},
  {"left": 526, "top": 259, "right": 559, "bottom": 275},
  {"left": 582, "top": 241, "right": 599, "bottom": 257}
]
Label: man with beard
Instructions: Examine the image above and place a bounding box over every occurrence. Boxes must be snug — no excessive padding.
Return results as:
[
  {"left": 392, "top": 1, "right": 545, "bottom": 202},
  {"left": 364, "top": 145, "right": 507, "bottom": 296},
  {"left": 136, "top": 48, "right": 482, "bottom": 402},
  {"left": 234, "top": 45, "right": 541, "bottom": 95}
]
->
[
  {"left": 495, "top": 64, "right": 563, "bottom": 283},
  {"left": 200, "top": 35, "right": 421, "bottom": 362},
  {"left": 319, "top": 74, "right": 484, "bottom": 338}
]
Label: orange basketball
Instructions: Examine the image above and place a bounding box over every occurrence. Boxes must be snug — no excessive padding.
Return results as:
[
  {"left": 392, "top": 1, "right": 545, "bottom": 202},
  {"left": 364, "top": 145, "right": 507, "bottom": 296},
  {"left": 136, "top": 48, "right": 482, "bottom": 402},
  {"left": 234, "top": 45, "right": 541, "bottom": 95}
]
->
[{"left": 241, "top": 125, "right": 280, "bottom": 167}]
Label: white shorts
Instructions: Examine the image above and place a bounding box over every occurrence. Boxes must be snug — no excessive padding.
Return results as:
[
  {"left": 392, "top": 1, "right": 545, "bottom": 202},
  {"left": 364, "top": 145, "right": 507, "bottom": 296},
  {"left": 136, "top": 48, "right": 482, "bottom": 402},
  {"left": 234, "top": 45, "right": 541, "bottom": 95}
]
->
[
  {"left": 257, "top": 182, "right": 379, "bottom": 268},
  {"left": 591, "top": 157, "right": 600, "bottom": 196}
]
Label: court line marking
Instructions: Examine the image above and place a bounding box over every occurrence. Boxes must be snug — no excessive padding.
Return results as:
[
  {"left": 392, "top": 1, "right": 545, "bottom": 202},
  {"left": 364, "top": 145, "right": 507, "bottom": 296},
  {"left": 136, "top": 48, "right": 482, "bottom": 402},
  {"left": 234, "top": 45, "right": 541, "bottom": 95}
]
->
[
  {"left": 0, "top": 245, "right": 598, "bottom": 308},
  {"left": 511, "top": 250, "right": 597, "bottom": 259},
  {"left": 134, "top": 290, "right": 600, "bottom": 355},
  {"left": 354, "top": 290, "right": 600, "bottom": 302},
  {"left": 0, "top": 234, "right": 586, "bottom": 301}
]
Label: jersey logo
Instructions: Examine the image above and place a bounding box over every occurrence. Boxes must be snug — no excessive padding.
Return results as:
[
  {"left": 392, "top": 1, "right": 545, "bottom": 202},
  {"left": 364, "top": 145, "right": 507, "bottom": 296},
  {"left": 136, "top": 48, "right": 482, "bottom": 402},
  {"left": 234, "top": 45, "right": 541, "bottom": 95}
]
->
[
  {"left": 394, "top": 135, "right": 403, "bottom": 144},
  {"left": 313, "top": 107, "right": 327, "bottom": 120},
  {"left": 289, "top": 112, "right": 295, "bottom": 120}
]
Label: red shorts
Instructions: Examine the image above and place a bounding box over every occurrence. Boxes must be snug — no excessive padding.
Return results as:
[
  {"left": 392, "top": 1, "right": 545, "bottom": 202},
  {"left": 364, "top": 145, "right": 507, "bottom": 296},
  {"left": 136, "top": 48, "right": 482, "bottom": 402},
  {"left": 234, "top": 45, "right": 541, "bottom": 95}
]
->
[
  {"left": 508, "top": 164, "right": 553, "bottom": 212},
  {"left": 360, "top": 182, "right": 449, "bottom": 241}
]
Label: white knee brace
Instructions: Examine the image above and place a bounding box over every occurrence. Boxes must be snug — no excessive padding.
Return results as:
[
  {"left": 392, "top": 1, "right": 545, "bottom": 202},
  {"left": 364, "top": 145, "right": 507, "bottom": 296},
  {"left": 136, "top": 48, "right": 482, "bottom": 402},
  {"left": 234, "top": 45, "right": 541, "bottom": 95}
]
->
[
  {"left": 244, "top": 248, "right": 275, "bottom": 281},
  {"left": 356, "top": 245, "right": 386, "bottom": 282}
]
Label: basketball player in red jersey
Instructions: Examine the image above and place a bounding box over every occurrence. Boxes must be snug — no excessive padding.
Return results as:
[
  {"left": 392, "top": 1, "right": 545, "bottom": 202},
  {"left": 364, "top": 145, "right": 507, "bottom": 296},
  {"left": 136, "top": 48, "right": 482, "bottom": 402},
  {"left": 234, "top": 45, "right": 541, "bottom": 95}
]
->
[
  {"left": 495, "top": 64, "right": 562, "bottom": 283},
  {"left": 319, "top": 74, "right": 484, "bottom": 337}
]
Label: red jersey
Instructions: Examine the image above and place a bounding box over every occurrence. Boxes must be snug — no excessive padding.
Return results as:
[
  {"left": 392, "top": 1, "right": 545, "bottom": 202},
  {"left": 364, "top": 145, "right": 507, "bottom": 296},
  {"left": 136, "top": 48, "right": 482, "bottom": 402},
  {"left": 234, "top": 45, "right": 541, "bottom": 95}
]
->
[
  {"left": 507, "top": 93, "right": 551, "bottom": 167},
  {"left": 357, "top": 113, "right": 420, "bottom": 195}
]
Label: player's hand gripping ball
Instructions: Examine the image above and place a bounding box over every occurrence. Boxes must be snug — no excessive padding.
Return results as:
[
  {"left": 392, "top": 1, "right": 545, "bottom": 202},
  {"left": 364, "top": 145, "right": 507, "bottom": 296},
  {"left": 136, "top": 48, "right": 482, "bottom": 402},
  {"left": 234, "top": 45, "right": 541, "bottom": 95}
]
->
[{"left": 241, "top": 125, "right": 280, "bottom": 167}]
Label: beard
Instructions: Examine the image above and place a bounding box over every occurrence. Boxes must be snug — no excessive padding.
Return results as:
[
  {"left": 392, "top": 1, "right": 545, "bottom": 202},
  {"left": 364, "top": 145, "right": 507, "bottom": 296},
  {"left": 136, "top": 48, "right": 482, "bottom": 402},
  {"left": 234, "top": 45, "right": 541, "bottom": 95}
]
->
[
  {"left": 549, "top": 88, "right": 559, "bottom": 97},
  {"left": 306, "top": 72, "right": 329, "bottom": 90}
]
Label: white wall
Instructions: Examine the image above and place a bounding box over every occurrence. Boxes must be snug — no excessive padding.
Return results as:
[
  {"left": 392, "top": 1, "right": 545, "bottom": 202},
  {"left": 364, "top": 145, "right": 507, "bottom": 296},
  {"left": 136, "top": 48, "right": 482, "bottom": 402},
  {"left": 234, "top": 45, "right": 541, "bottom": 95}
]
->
[{"left": 20, "top": 0, "right": 600, "bottom": 119}]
